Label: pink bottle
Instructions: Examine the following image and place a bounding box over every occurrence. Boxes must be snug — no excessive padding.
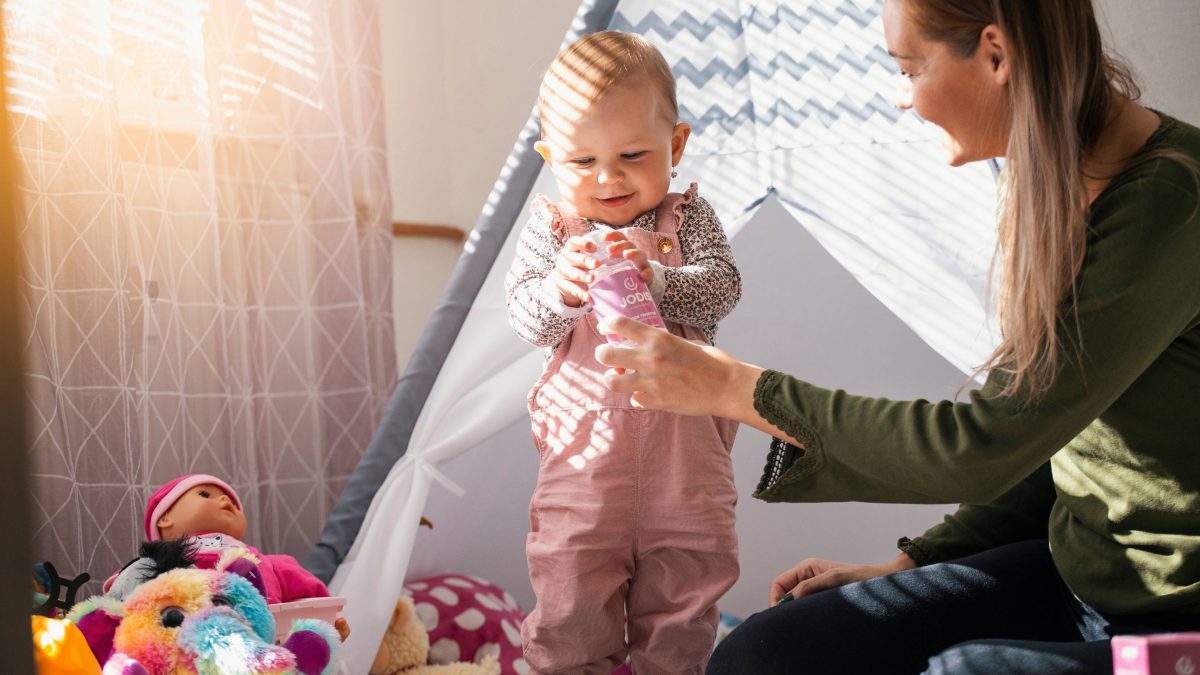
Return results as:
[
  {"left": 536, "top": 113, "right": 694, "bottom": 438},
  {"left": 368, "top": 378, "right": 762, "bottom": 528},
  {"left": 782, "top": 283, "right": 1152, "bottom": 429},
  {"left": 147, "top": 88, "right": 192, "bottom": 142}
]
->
[{"left": 585, "top": 228, "right": 666, "bottom": 345}]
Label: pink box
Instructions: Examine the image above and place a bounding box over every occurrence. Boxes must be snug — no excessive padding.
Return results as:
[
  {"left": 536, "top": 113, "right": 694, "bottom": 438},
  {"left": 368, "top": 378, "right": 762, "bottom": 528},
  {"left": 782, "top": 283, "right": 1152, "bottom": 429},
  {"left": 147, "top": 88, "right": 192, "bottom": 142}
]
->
[
  {"left": 267, "top": 596, "right": 346, "bottom": 644},
  {"left": 1113, "top": 632, "right": 1200, "bottom": 675}
]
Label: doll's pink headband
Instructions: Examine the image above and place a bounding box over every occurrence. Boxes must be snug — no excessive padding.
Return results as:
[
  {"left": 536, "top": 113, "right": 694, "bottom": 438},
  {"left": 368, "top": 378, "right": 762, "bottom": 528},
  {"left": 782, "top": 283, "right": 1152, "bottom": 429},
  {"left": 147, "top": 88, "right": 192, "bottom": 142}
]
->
[{"left": 144, "top": 473, "right": 242, "bottom": 541}]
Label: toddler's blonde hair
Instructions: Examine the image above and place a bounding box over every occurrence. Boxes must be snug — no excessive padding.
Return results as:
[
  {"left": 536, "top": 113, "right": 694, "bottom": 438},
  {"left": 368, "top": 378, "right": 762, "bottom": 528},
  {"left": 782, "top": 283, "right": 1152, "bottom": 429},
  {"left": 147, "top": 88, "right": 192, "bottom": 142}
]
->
[{"left": 538, "top": 31, "right": 678, "bottom": 139}]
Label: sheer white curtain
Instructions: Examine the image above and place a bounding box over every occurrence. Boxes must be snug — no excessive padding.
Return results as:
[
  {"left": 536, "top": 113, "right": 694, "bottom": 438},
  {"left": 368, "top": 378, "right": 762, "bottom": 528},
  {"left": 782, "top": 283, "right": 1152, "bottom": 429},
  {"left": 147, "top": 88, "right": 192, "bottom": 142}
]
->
[{"left": 5, "top": 0, "right": 395, "bottom": 586}]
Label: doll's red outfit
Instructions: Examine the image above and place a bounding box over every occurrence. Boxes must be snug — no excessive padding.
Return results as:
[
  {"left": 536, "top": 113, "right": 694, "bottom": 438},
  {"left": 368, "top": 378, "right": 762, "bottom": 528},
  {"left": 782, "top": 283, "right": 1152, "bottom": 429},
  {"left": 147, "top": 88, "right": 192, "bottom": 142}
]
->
[
  {"left": 515, "top": 187, "right": 740, "bottom": 675},
  {"left": 187, "top": 532, "right": 330, "bottom": 604}
]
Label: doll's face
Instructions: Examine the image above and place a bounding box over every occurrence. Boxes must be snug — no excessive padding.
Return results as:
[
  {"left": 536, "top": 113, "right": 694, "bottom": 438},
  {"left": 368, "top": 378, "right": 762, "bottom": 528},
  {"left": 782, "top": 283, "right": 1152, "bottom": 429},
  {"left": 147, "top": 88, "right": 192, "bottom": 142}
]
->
[{"left": 157, "top": 484, "right": 247, "bottom": 541}]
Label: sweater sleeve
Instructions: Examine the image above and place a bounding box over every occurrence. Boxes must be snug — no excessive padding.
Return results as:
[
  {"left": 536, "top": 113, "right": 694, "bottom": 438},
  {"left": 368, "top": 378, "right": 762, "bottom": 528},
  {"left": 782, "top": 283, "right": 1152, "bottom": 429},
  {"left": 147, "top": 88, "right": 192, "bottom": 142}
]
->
[
  {"left": 268, "top": 554, "right": 331, "bottom": 602},
  {"left": 752, "top": 162, "right": 1200, "bottom": 505},
  {"left": 897, "top": 460, "right": 1055, "bottom": 565},
  {"left": 505, "top": 197, "right": 590, "bottom": 348},
  {"left": 655, "top": 196, "right": 742, "bottom": 331}
]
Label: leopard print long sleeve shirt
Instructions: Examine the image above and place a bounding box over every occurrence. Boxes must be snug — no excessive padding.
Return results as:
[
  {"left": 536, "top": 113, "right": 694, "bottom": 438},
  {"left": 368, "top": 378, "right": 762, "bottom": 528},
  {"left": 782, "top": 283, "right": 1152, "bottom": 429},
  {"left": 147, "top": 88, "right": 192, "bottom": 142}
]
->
[{"left": 505, "top": 186, "right": 741, "bottom": 349}]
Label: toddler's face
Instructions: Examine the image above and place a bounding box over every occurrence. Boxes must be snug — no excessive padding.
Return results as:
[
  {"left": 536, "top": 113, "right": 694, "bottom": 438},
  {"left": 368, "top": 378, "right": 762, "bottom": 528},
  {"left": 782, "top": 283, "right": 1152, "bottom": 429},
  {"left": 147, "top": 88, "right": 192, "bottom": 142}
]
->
[
  {"left": 157, "top": 484, "right": 247, "bottom": 541},
  {"left": 537, "top": 82, "right": 689, "bottom": 226}
]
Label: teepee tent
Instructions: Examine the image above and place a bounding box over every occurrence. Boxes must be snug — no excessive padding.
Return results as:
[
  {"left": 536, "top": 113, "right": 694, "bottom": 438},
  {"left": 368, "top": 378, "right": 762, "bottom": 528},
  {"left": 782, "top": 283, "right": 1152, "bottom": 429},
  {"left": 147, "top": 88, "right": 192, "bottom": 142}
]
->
[{"left": 306, "top": 0, "right": 1000, "bottom": 670}]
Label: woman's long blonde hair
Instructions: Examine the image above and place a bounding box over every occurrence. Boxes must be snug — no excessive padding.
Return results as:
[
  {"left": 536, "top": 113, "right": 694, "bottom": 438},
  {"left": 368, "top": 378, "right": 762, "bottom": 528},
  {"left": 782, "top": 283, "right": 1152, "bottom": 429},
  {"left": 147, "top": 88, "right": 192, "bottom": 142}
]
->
[{"left": 906, "top": 0, "right": 1138, "bottom": 400}]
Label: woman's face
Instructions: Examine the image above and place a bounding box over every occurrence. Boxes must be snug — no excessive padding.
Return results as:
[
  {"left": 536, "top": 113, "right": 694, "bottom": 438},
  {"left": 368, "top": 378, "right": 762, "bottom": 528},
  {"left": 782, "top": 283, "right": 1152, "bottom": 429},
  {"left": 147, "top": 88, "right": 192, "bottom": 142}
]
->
[{"left": 882, "top": 0, "right": 1011, "bottom": 166}]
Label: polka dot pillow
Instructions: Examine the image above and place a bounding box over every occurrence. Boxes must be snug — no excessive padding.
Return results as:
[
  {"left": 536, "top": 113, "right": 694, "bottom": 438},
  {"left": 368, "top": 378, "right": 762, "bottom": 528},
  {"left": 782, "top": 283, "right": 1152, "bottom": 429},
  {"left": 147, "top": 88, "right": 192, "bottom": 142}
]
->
[{"left": 405, "top": 573, "right": 527, "bottom": 674}]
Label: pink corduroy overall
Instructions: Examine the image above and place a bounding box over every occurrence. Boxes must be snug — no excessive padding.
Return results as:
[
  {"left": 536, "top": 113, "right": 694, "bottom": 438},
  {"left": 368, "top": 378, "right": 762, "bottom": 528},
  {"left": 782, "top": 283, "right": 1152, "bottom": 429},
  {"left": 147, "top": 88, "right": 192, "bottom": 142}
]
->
[{"left": 521, "top": 190, "right": 740, "bottom": 675}]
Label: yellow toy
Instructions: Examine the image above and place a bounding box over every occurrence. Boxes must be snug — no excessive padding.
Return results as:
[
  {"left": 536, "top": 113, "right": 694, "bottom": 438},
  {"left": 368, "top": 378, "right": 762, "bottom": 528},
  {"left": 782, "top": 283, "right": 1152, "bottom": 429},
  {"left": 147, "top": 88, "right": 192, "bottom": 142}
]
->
[
  {"left": 31, "top": 615, "right": 102, "bottom": 675},
  {"left": 369, "top": 596, "right": 499, "bottom": 675}
]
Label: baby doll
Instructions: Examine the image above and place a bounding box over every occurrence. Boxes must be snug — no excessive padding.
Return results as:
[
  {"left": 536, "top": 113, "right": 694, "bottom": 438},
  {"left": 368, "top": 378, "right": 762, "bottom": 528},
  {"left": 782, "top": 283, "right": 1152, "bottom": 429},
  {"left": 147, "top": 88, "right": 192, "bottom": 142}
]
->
[{"left": 135, "top": 473, "right": 350, "bottom": 641}]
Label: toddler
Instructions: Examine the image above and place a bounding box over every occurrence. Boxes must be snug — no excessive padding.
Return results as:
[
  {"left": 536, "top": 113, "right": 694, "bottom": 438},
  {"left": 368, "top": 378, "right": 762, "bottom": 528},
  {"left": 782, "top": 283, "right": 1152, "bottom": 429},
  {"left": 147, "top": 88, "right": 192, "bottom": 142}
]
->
[{"left": 505, "top": 31, "right": 741, "bottom": 675}]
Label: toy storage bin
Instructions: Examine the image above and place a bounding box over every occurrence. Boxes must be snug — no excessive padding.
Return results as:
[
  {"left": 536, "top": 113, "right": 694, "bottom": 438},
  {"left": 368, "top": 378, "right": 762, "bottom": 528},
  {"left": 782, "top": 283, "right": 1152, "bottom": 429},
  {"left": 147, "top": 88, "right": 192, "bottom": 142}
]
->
[{"left": 267, "top": 596, "right": 346, "bottom": 644}]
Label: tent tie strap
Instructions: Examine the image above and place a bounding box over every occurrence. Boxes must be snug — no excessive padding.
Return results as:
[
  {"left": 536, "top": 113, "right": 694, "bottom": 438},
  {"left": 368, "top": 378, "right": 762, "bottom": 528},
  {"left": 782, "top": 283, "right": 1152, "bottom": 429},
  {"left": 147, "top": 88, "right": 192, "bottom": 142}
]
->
[{"left": 417, "top": 456, "right": 467, "bottom": 497}]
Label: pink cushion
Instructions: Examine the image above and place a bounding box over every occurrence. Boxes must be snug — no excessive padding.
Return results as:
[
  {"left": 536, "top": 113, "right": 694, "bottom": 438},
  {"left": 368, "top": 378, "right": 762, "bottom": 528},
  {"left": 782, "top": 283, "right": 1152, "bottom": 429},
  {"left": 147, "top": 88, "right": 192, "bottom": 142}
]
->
[{"left": 405, "top": 574, "right": 527, "bottom": 673}]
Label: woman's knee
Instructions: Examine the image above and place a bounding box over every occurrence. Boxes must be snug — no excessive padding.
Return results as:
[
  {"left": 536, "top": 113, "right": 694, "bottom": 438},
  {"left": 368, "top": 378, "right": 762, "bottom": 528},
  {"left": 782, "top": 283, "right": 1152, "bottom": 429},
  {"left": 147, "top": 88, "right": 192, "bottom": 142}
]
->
[
  {"left": 706, "top": 608, "right": 793, "bottom": 674},
  {"left": 706, "top": 620, "right": 758, "bottom": 674}
]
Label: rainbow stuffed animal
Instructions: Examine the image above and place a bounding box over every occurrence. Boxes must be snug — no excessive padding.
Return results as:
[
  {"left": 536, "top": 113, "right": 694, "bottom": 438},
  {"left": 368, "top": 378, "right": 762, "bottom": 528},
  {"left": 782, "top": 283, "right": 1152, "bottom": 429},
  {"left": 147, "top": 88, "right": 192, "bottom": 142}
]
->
[{"left": 68, "top": 550, "right": 339, "bottom": 675}]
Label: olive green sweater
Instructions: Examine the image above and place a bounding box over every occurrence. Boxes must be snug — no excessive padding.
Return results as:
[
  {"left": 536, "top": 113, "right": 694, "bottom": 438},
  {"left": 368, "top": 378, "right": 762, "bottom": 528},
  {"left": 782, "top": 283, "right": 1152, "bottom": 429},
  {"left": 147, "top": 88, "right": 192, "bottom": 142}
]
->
[{"left": 753, "top": 113, "right": 1200, "bottom": 615}]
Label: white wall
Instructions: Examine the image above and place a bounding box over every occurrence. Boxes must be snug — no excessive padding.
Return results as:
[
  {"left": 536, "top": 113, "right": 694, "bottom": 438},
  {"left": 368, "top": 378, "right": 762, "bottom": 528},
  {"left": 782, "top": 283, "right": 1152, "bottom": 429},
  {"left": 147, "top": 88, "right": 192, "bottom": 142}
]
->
[
  {"left": 382, "top": 1, "right": 580, "bottom": 366},
  {"left": 378, "top": 0, "right": 1200, "bottom": 618},
  {"left": 1096, "top": 0, "right": 1200, "bottom": 118}
]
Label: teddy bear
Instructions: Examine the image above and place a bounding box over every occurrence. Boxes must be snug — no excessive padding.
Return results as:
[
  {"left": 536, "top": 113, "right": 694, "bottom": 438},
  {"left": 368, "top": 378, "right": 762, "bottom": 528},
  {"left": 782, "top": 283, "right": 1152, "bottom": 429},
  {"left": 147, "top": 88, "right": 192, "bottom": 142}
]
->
[
  {"left": 68, "top": 549, "right": 340, "bottom": 675},
  {"left": 370, "top": 595, "right": 499, "bottom": 675}
]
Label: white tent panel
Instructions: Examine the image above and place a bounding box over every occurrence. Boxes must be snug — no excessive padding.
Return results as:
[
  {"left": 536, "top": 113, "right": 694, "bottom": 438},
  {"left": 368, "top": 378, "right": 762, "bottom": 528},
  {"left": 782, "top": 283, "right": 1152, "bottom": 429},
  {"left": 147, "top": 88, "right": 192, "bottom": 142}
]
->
[{"left": 329, "top": 169, "right": 556, "bottom": 671}]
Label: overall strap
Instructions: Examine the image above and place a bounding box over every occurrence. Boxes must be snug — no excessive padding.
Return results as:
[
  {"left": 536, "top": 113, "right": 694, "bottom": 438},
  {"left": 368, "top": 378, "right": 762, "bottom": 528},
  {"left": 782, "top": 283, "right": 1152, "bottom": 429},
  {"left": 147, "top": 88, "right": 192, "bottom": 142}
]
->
[
  {"left": 532, "top": 195, "right": 591, "bottom": 246},
  {"left": 652, "top": 182, "right": 698, "bottom": 236}
]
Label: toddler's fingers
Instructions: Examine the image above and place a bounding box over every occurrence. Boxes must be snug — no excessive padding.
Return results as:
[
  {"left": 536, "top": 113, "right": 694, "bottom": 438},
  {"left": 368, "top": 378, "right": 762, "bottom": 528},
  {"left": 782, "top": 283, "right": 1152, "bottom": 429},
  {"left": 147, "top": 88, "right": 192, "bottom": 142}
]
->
[
  {"left": 563, "top": 234, "right": 598, "bottom": 252},
  {"left": 599, "top": 229, "right": 630, "bottom": 243},
  {"left": 554, "top": 255, "right": 591, "bottom": 283},
  {"left": 614, "top": 238, "right": 645, "bottom": 254},
  {"left": 554, "top": 277, "right": 589, "bottom": 305},
  {"left": 562, "top": 249, "right": 599, "bottom": 272}
]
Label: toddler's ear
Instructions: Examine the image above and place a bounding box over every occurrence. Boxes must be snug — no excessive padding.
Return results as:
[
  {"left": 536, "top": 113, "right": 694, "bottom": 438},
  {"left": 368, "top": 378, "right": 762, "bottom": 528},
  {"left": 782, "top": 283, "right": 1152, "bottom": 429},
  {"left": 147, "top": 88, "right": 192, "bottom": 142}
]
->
[
  {"left": 156, "top": 514, "right": 173, "bottom": 532},
  {"left": 670, "top": 122, "right": 692, "bottom": 164},
  {"left": 534, "top": 140, "right": 552, "bottom": 165}
]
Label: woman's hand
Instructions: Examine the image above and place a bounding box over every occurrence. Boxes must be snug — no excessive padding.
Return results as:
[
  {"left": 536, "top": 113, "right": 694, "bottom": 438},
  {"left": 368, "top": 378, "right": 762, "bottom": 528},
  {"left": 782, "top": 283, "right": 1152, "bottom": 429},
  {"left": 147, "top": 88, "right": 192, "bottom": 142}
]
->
[
  {"left": 768, "top": 553, "right": 917, "bottom": 606},
  {"left": 597, "top": 229, "right": 652, "bottom": 283},
  {"left": 550, "top": 234, "right": 600, "bottom": 307},
  {"left": 594, "top": 316, "right": 760, "bottom": 418}
]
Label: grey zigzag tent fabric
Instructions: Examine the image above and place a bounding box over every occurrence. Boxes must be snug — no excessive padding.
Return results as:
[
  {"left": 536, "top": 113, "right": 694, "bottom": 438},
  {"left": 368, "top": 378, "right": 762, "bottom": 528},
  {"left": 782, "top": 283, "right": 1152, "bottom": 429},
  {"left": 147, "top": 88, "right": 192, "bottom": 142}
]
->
[{"left": 308, "top": 0, "right": 997, "bottom": 670}]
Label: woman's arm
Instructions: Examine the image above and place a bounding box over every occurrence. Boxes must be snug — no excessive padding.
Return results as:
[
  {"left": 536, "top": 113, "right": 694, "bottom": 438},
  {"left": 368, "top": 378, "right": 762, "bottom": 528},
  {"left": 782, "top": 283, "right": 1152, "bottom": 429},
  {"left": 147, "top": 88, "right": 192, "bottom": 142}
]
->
[
  {"left": 769, "top": 552, "right": 917, "bottom": 606},
  {"left": 598, "top": 167, "right": 1200, "bottom": 506},
  {"left": 595, "top": 315, "right": 795, "bottom": 435},
  {"left": 898, "top": 460, "right": 1055, "bottom": 565}
]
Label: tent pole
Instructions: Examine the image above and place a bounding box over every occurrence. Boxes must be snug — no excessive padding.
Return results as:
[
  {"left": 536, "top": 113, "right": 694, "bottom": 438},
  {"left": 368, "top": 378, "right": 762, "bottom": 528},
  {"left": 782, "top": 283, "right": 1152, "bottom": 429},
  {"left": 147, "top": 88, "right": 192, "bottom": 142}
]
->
[{"left": 305, "top": 0, "right": 622, "bottom": 582}]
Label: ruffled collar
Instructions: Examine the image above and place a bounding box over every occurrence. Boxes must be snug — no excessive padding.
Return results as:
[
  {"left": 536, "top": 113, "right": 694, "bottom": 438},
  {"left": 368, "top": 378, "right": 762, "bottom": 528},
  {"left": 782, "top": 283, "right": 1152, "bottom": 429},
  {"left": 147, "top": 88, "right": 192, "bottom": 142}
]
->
[{"left": 584, "top": 207, "right": 657, "bottom": 231}]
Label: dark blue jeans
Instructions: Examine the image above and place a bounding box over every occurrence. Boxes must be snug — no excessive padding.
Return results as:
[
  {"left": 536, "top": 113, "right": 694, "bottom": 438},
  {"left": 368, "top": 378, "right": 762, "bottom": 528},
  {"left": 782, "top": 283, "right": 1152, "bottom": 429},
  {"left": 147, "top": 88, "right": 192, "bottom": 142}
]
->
[{"left": 707, "top": 539, "right": 1200, "bottom": 674}]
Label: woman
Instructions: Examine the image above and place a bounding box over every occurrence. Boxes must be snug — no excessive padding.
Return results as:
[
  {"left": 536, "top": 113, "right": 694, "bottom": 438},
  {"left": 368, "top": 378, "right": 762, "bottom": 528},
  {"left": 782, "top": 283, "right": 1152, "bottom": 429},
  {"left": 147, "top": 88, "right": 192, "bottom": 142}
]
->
[{"left": 596, "top": 0, "right": 1200, "bottom": 673}]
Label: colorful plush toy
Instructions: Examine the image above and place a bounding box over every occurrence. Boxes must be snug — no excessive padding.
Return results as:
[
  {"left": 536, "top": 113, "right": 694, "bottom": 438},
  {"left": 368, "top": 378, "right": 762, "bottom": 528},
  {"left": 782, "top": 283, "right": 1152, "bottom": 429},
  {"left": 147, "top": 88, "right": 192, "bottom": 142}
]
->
[
  {"left": 370, "top": 595, "right": 499, "bottom": 675},
  {"left": 106, "top": 539, "right": 201, "bottom": 602},
  {"left": 69, "top": 550, "right": 340, "bottom": 675}
]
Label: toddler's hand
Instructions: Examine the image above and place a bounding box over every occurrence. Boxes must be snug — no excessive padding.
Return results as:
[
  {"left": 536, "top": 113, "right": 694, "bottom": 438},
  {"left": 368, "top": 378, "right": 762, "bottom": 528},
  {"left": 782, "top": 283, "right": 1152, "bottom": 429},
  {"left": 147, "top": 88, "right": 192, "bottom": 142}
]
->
[
  {"left": 335, "top": 616, "right": 351, "bottom": 642},
  {"left": 597, "top": 229, "right": 652, "bottom": 283},
  {"left": 550, "top": 234, "right": 600, "bottom": 307}
]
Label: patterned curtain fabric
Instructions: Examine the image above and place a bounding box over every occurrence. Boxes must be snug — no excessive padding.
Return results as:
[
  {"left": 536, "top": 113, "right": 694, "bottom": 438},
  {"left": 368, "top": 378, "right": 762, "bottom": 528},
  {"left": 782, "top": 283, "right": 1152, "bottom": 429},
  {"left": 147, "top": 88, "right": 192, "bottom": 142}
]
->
[{"left": 5, "top": 0, "right": 395, "bottom": 587}]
